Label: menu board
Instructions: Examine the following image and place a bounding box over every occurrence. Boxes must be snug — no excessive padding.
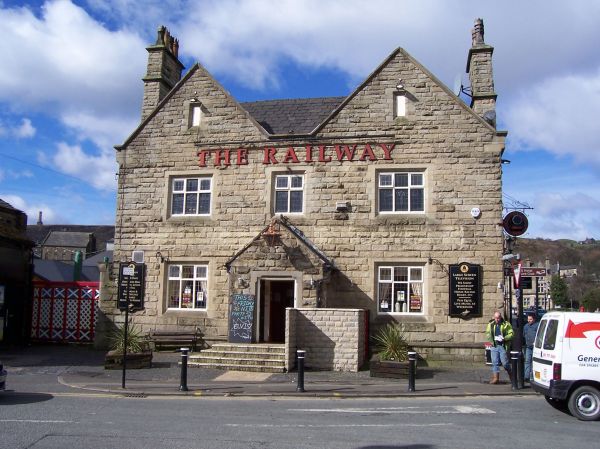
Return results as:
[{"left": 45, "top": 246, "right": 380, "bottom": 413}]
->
[
  {"left": 117, "top": 262, "right": 145, "bottom": 311},
  {"left": 449, "top": 262, "right": 482, "bottom": 317},
  {"left": 228, "top": 294, "right": 255, "bottom": 343}
]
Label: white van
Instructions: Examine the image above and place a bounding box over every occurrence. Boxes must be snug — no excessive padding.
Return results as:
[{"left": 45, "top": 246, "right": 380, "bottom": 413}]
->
[{"left": 531, "top": 311, "right": 600, "bottom": 420}]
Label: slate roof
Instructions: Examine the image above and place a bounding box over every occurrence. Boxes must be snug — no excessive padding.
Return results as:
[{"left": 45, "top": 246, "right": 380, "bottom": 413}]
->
[
  {"left": 43, "top": 231, "right": 93, "bottom": 247},
  {"left": 27, "top": 225, "right": 114, "bottom": 250},
  {"left": 33, "top": 259, "right": 99, "bottom": 282},
  {"left": 240, "top": 97, "right": 345, "bottom": 135},
  {"left": 0, "top": 198, "right": 17, "bottom": 210}
]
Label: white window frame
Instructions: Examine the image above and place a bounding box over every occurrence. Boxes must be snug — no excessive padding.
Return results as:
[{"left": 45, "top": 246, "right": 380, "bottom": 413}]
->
[
  {"left": 167, "top": 264, "right": 208, "bottom": 310},
  {"left": 190, "top": 103, "right": 202, "bottom": 127},
  {"left": 395, "top": 93, "right": 406, "bottom": 117},
  {"left": 377, "top": 265, "right": 424, "bottom": 315},
  {"left": 377, "top": 171, "right": 424, "bottom": 214},
  {"left": 274, "top": 174, "right": 304, "bottom": 214},
  {"left": 170, "top": 177, "right": 212, "bottom": 217}
]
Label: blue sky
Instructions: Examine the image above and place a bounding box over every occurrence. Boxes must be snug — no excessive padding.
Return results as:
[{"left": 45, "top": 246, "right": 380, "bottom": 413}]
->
[{"left": 1, "top": 0, "right": 600, "bottom": 240}]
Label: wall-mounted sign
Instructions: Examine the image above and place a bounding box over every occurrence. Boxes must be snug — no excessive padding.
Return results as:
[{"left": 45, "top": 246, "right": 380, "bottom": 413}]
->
[
  {"left": 117, "top": 262, "right": 145, "bottom": 311},
  {"left": 228, "top": 294, "right": 255, "bottom": 343},
  {"left": 449, "top": 262, "right": 482, "bottom": 318},
  {"left": 503, "top": 211, "right": 528, "bottom": 237}
]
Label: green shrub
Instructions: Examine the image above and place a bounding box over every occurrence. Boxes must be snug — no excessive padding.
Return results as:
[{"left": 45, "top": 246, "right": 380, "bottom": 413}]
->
[
  {"left": 372, "top": 323, "right": 409, "bottom": 362},
  {"left": 106, "top": 323, "right": 147, "bottom": 354}
]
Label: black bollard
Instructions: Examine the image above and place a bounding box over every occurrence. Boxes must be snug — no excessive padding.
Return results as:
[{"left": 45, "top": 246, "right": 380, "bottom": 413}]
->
[
  {"left": 407, "top": 351, "right": 417, "bottom": 392},
  {"left": 179, "top": 347, "right": 189, "bottom": 392},
  {"left": 510, "top": 351, "right": 519, "bottom": 391},
  {"left": 296, "top": 350, "right": 305, "bottom": 392}
]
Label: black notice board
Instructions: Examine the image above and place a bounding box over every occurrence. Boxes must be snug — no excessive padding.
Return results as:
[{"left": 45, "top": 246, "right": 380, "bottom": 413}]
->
[
  {"left": 449, "top": 262, "right": 482, "bottom": 318},
  {"left": 117, "top": 262, "right": 145, "bottom": 311},
  {"left": 228, "top": 294, "right": 255, "bottom": 343}
]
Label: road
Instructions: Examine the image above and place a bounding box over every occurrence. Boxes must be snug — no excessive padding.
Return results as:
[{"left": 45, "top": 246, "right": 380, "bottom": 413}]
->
[{"left": 0, "top": 393, "right": 596, "bottom": 449}]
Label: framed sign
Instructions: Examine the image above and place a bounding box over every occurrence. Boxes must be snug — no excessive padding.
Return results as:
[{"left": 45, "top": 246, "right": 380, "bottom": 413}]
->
[
  {"left": 228, "top": 294, "right": 255, "bottom": 343},
  {"left": 117, "top": 262, "right": 145, "bottom": 311},
  {"left": 449, "top": 262, "right": 482, "bottom": 318}
]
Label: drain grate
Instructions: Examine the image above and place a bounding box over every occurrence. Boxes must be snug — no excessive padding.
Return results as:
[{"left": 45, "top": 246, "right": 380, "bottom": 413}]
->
[{"left": 122, "top": 392, "right": 148, "bottom": 398}]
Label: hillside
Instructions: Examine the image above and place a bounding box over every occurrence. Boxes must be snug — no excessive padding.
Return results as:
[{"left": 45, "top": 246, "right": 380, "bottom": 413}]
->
[{"left": 513, "top": 238, "right": 600, "bottom": 275}]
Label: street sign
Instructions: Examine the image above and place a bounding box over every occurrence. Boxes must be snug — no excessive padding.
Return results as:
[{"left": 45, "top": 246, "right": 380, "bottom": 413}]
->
[
  {"left": 513, "top": 261, "right": 522, "bottom": 288},
  {"left": 520, "top": 267, "right": 547, "bottom": 277}
]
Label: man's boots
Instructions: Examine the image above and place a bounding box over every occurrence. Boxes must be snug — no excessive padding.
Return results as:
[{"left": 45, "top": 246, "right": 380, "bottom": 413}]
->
[
  {"left": 489, "top": 373, "right": 499, "bottom": 384},
  {"left": 505, "top": 366, "right": 512, "bottom": 382}
]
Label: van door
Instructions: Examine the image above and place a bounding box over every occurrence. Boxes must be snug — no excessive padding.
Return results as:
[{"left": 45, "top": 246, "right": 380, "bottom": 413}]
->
[{"left": 533, "top": 316, "right": 562, "bottom": 388}]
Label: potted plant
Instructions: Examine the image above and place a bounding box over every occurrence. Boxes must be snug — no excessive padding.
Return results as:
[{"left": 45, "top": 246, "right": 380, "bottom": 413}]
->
[
  {"left": 104, "top": 323, "right": 152, "bottom": 369},
  {"left": 370, "top": 323, "right": 412, "bottom": 378}
]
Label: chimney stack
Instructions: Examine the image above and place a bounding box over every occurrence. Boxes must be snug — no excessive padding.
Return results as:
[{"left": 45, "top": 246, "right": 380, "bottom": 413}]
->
[
  {"left": 37, "top": 210, "right": 43, "bottom": 226},
  {"left": 466, "top": 18, "right": 497, "bottom": 127},
  {"left": 141, "top": 26, "right": 184, "bottom": 120}
]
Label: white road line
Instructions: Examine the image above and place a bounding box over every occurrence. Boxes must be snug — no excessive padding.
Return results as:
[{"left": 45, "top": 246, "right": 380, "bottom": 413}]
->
[
  {"left": 289, "top": 405, "right": 495, "bottom": 414},
  {"left": 0, "top": 419, "right": 76, "bottom": 424},
  {"left": 227, "top": 423, "right": 453, "bottom": 428}
]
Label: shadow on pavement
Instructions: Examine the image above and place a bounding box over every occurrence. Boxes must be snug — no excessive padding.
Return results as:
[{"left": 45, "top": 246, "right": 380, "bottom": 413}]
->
[{"left": 0, "top": 391, "right": 54, "bottom": 405}]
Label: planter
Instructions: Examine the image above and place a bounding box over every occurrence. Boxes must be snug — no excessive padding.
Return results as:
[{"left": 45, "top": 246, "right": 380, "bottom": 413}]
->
[
  {"left": 105, "top": 350, "right": 153, "bottom": 370},
  {"left": 369, "top": 354, "right": 413, "bottom": 379}
]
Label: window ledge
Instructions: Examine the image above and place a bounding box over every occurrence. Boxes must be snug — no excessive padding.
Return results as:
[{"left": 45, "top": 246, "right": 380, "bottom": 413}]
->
[{"left": 374, "top": 214, "right": 427, "bottom": 225}]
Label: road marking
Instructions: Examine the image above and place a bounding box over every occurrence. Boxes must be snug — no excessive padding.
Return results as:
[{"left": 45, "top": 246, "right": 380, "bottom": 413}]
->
[
  {"left": 0, "top": 419, "right": 76, "bottom": 424},
  {"left": 289, "top": 405, "right": 495, "bottom": 415},
  {"left": 227, "top": 423, "right": 453, "bottom": 428}
]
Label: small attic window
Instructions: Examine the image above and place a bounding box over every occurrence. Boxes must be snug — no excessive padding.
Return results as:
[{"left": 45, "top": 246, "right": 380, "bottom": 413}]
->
[
  {"left": 189, "top": 102, "right": 202, "bottom": 127},
  {"left": 395, "top": 93, "right": 406, "bottom": 117}
]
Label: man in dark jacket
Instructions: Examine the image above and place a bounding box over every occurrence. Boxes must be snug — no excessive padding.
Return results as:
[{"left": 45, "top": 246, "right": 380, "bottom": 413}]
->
[
  {"left": 523, "top": 312, "right": 539, "bottom": 382},
  {"left": 485, "top": 311, "right": 514, "bottom": 384}
]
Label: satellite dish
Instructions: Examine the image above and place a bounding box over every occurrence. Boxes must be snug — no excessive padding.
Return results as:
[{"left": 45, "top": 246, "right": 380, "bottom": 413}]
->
[{"left": 453, "top": 74, "right": 463, "bottom": 96}]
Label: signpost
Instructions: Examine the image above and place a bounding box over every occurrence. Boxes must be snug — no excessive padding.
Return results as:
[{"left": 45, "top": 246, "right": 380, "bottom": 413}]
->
[
  {"left": 449, "top": 262, "right": 482, "bottom": 318},
  {"left": 117, "top": 262, "right": 145, "bottom": 389}
]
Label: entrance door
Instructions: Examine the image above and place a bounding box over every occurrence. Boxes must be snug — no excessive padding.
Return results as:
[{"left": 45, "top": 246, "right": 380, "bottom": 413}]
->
[{"left": 258, "top": 279, "right": 295, "bottom": 343}]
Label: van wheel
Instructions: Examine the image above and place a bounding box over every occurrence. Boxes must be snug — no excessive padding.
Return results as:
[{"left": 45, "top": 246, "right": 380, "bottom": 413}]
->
[
  {"left": 545, "top": 396, "right": 568, "bottom": 412},
  {"left": 568, "top": 386, "right": 600, "bottom": 421}
]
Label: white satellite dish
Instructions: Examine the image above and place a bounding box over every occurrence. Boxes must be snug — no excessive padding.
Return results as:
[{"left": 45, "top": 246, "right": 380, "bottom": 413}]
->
[{"left": 453, "top": 74, "right": 463, "bottom": 97}]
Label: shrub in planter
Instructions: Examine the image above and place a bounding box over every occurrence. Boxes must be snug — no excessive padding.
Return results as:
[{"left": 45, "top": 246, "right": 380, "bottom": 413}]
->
[
  {"left": 104, "top": 323, "right": 152, "bottom": 369},
  {"left": 372, "top": 323, "right": 409, "bottom": 362}
]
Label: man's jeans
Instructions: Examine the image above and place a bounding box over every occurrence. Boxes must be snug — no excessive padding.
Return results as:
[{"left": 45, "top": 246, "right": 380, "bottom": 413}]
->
[
  {"left": 490, "top": 345, "right": 509, "bottom": 374},
  {"left": 524, "top": 346, "right": 533, "bottom": 381}
]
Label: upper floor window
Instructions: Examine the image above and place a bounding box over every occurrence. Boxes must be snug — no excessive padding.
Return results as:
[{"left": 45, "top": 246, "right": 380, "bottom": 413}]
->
[
  {"left": 171, "top": 177, "right": 211, "bottom": 216},
  {"left": 395, "top": 94, "right": 406, "bottom": 117},
  {"left": 167, "top": 264, "right": 208, "bottom": 310},
  {"left": 190, "top": 103, "right": 202, "bottom": 127},
  {"left": 378, "top": 172, "right": 424, "bottom": 213},
  {"left": 274, "top": 174, "right": 304, "bottom": 214},
  {"left": 378, "top": 265, "right": 424, "bottom": 314}
]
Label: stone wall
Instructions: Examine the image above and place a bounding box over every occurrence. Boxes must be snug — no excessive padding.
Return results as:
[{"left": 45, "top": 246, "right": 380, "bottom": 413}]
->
[{"left": 286, "top": 308, "right": 366, "bottom": 372}]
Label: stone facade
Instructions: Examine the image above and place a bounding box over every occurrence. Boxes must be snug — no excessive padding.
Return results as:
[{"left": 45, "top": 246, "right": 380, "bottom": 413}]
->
[{"left": 100, "top": 19, "right": 506, "bottom": 368}]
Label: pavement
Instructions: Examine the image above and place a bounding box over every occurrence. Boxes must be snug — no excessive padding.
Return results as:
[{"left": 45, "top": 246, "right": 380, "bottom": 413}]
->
[{"left": 0, "top": 344, "right": 539, "bottom": 398}]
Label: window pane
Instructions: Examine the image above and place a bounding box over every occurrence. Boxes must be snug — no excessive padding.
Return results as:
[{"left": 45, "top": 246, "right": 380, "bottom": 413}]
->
[
  {"left": 291, "top": 175, "right": 303, "bottom": 188},
  {"left": 275, "top": 176, "right": 288, "bottom": 189},
  {"left": 394, "top": 267, "right": 408, "bottom": 282},
  {"left": 394, "top": 173, "right": 408, "bottom": 187},
  {"left": 290, "top": 191, "right": 303, "bottom": 212},
  {"left": 186, "top": 179, "right": 198, "bottom": 191},
  {"left": 543, "top": 319, "right": 558, "bottom": 350},
  {"left": 379, "top": 174, "right": 392, "bottom": 187},
  {"left": 275, "top": 191, "right": 288, "bottom": 212},
  {"left": 200, "top": 179, "right": 211, "bottom": 190},
  {"left": 194, "top": 281, "right": 207, "bottom": 308},
  {"left": 182, "top": 265, "right": 194, "bottom": 278},
  {"left": 379, "top": 189, "right": 393, "bottom": 212},
  {"left": 168, "top": 265, "right": 180, "bottom": 278},
  {"left": 198, "top": 193, "right": 210, "bottom": 214},
  {"left": 410, "top": 268, "right": 422, "bottom": 281},
  {"left": 411, "top": 173, "right": 423, "bottom": 186},
  {"left": 168, "top": 280, "right": 180, "bottom": 308},
  {"left": 172, "top": 194, "right": 184, "bottom": 214},
  {"left": 181, "top": 281, "right": 193, "bottom": 308},
  {"left": 380, "top": 267, "right": 392, "bottom": 281},
  {"left": 378, "top": 283, "right": 392, "bottom": 312},
  {"left": 173, "top": 180, "right": 184, "bottom": 191},
  {"left": 410, "top": 188, "right": 424, "bottom": 211},
  {"left": 534, "top": 320, "right": 547, "bottom": 349},
  {"left": 395, "top": 189, "right": 408, "bottom": 211},
  {"left": 196, "top": 266, "right": 207, "bottom": 278},
  {"left": 185, "top": 193, "right": 198, "bottom": 214},
  {"left": 395, "top": 285, "right": 408, "bottom": 312}
]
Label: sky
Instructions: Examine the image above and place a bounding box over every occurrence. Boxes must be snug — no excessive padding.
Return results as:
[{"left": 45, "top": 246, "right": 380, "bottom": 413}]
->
[{"left": 1, "top": 0, "right": 600, "bottom": 241}]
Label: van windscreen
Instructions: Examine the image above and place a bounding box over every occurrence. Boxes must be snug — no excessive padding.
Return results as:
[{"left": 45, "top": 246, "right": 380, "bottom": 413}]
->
[
  {"left": 543, "top": 319, "right": 559, "bottom": 350},
  {"left": 534, "top": 319, "right": 547, "bottom": 349}
]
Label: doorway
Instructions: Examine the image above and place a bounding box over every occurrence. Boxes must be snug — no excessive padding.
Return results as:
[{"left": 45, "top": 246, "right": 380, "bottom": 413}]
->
[{"left": 257, "top": 279, "right": 295, "bottom": 343}]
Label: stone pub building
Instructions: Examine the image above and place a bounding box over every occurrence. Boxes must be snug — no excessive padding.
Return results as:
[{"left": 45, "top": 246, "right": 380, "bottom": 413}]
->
[{"left": 100, "top": 19, "right": 506, "bottom": 371}]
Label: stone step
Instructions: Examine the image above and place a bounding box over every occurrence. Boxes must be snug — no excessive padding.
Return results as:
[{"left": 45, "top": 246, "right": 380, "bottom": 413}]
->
[
  {"left": 192, "top": 350, "right": 285, "bottom": 360},
  {"left": 189, "top": 355, "right": 285, "bottom": 368},
  {"left": 209, "top": 343, "right": 285, "bottom": 354},
  {"left": 187, "top": 361, "right": 285, "bottom": 373}
]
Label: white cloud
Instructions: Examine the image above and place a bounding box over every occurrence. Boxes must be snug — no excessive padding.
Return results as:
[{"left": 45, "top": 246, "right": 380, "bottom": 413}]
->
[
  {"left": 14, "top": 118, "right": 36, "bottom": 138},
  {"left": 0, "top": 194, "right": 62, "bottom": 224},
  {"left": 504, "top": 69, "right": 600, "bottom": 165}
]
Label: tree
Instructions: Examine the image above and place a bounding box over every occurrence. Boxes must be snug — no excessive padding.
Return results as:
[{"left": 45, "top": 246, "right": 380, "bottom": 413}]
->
[
  {"left": 581, "top": 288, "right": 600, "bottom": 312},
  {"left": 550, "top": 274, "right": 569, "bottom": 308}
]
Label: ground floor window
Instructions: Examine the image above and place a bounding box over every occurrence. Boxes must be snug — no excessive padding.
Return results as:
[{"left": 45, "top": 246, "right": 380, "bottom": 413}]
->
[
  {"left": 378, "top": 265, "right": 423, "bottom": 314},
  {"left": 167, "top": 264, "right": 208, "bottom": 309}
]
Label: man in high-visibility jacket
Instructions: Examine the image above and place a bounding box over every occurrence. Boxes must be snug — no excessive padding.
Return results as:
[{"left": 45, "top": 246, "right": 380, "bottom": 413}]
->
[{"left": 485, "top": 310, "right": 514, "bottom": 384}]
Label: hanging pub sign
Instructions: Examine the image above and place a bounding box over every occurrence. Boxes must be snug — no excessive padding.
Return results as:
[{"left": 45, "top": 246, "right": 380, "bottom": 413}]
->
[
  {"left": 228, "top": 294, "right": 256, "bottom": 343},
  {"left": 117, "top": 262, "right": 145, "bottom": 311},
  {"left": 503, "top": 211, "right": 528, "bottom": 237},
  {"left": 449, "top": 262, "right": 482, "bottom": 318}
]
